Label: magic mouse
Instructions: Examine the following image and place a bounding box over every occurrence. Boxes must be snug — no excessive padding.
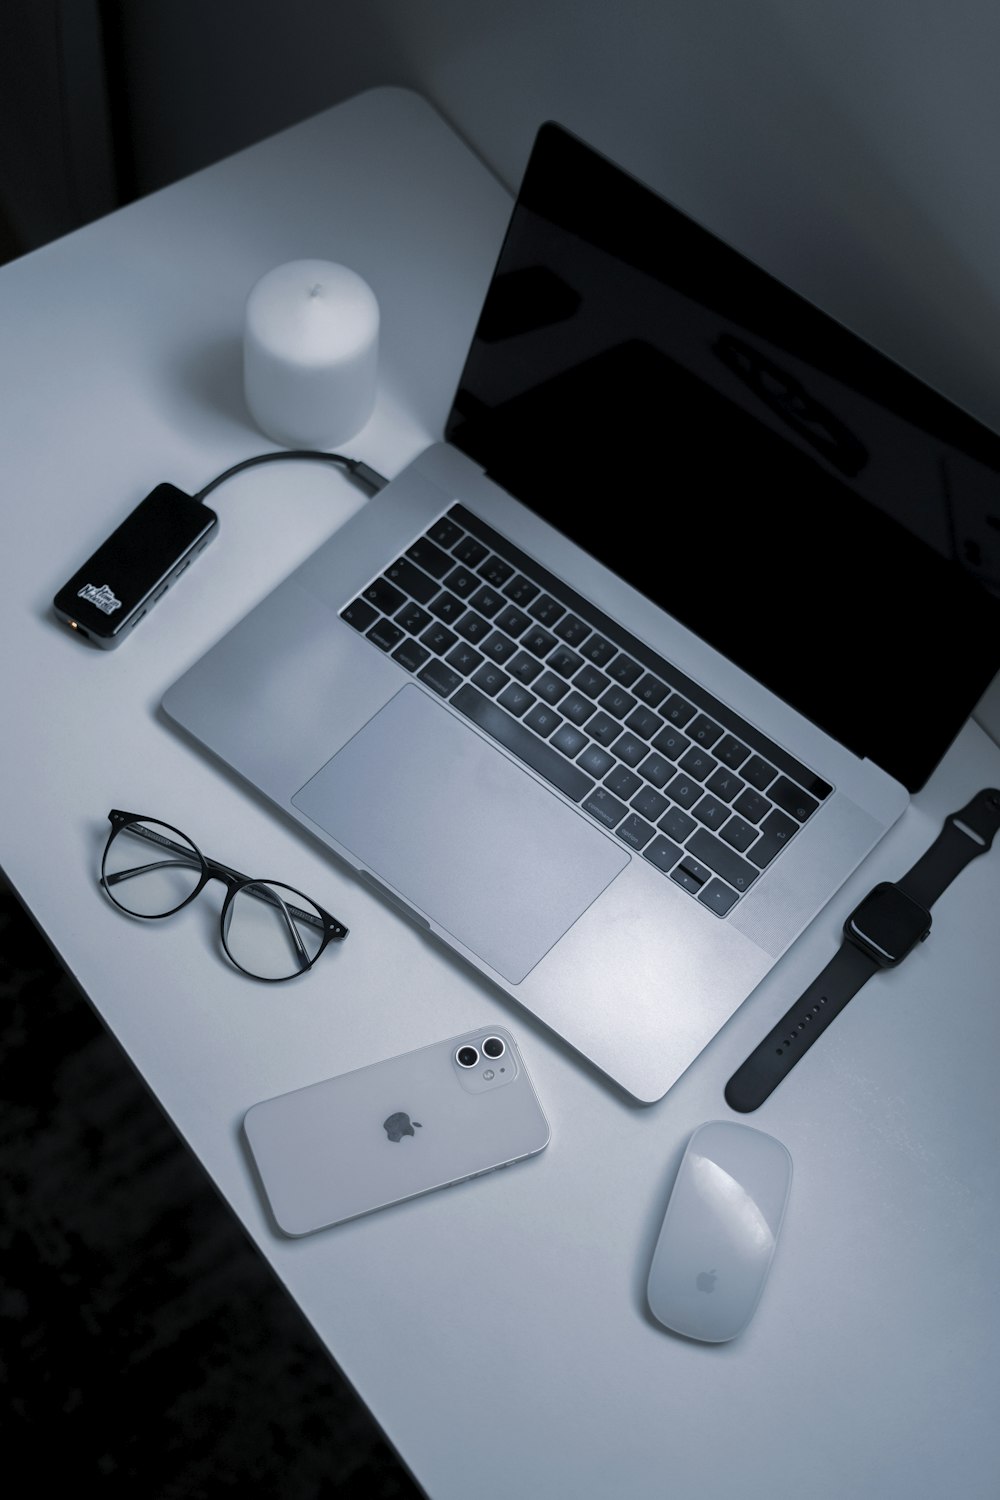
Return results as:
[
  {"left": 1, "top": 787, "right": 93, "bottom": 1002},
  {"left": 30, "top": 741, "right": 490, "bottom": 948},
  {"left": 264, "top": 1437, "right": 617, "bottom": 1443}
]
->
[{"left": 647, "top": 1119, "right": 792, "bottom": 1343}]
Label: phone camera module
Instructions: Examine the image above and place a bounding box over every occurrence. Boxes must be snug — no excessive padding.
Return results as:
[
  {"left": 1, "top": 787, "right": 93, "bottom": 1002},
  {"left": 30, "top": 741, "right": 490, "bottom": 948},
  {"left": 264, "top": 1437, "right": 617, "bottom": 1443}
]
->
[
  {"left": 482, "top": 1036, "right": 505, "bottom": 1059},
  {"left": 456, "top": 1045, "right": 479, "bottom": 1069}
]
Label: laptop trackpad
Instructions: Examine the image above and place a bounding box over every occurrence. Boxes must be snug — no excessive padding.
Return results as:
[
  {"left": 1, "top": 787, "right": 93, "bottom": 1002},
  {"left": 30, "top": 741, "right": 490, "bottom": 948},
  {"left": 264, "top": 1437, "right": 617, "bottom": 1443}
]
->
[{"left": 291, "top": 684, "right": 629, "bottom": 983}]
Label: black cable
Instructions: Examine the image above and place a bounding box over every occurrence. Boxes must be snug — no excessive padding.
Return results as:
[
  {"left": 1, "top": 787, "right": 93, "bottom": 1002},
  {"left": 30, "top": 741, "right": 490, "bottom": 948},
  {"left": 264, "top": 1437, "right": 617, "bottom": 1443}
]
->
[{"left": 192, "top": 450, "right": 388, "bottom": 504}]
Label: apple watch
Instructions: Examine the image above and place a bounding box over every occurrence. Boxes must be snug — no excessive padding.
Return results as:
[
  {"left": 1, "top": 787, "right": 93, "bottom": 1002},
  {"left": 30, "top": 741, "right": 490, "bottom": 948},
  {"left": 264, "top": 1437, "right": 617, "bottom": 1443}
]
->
[{"left": 724, "top": 787, "right": 1000, "bottom": 1113}]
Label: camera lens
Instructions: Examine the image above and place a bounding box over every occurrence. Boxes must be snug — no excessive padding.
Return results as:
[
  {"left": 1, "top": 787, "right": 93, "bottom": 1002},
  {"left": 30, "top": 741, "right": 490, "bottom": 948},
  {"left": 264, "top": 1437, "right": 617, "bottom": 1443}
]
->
[
  {"left": 482, "top": 1036, "right": 505, "bottom": 1059},
  {"left": 456, "top": 1045, "right": 479, "bottom": 1069}
]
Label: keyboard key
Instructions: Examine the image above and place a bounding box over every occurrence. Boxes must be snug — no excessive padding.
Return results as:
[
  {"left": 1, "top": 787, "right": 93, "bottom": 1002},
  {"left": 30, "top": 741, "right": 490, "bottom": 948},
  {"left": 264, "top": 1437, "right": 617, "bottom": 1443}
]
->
[
  {"left": 418, "top": 659, "right": 462, "bottom": 697},
  {"left": 661, "top": 693, "right": 696, "bottom": 727},
  {"left": 530, "top": 594, "right": 565, "bottom": 626},
  {"left": 509, "top": 650, "right": 544, "bottom": 684},
  {"left": 504, "top": 574, "right": 540, "bottom": 607},
  {"left": 585, "top": 711, "right": 620, "bottom": 747},
  {"left": 479, "top": 554, "right": 515, "bottom": 588},
  {"left": 699, "top": 879, "right": 739, "bottom": 916},
  {"left": 340, "top": 598, "right": 378, "bottom": 632},
  {"left": 391, "top": 637, "right": 431, "bottom": 673},
  {"left": 666, "top": 772, "right": 701, "bottom": 809},
  {"left": 395, "top": 601, "right": 432, "bottom": 635},
  {"left": 605, "top": 765, "right": 642, "bottom": 800},
  {"left": 643, "top": 834, "right": 683, "bottom": 874},
  {"left": 494, "top": 604, "right": 531, "bottom": 637},
  {"left": 384, "top": 556, "right": 439, "bottom": 604},
  {"left": 687, "top": 713, "right": 723, "bottom": 748},
  {"left": 534, "top": 671, "right": 570, "bottom": 706},
  {"left": 686, "top": 828, "right": 760, "bottom": 892},
  {"left": 445, "top": 642, "right": 484, "bottom": 675},
  {"left": 631, "top": 786, "right": 668, "bottom": 822},
  {"left": 741, "top": 754, "right": 777, "bottom": 791},
  {"left": 469, "top": 584, "right": 504, "bottom": 617},
  {"left": 443, "top": 564, "right": 479, "bottom": 598},
  {"left": 597, "top": 684, "right": 637, "bottom": 720},
  {"left": 714, "top": 734, "right": 750, "bottom": 769},
  {"left": 610, "top": 732, "right": 645, "bottom": 769},
  {"left": 678, "top": 746, "right": 717, "bottom": 781},
  {"left": 497, "top": 682, "right": 535, "bottom": 716},
  {"left": 637, "top": 752, "right": 673, "bottom": 789},
  {"left": 706, "top": 767, "right": 745, "bottom": 802},
  {"left": 651, "top": 725, "right": 691, "bottom": 761},
  {"left": 560, "top": 690, "right": 594, "bottom": 726},
  {"left": 768, "top": 777, "right": 819, "bottom": 822},
  {"left": 573, "top": 664, "right": 611, "bottom": 699},
  {"left": 577, "top": 743, "right": 615, "bottom": 778},
  {"left": 452, "top": 535, "right": 488, "bottom": 568},
  {"left": 693, "top": 794, "right": 729, "bottom": 831},
  {"left": 671, "top": 857, "right": 712, "bottom": 894},
  {"left": 658, "top": 805, "right": 696, "bottom": 843},
  {"left": 634, "top": 673, "right": 669, "bottom": 708},
  {"left": 749, "top": 808, "right": 799, "bottom": 868},
  {"left": 367, "top": 617, "right": 404, "bottom": 651},
  {"left": 406, "top": 537, "right": 453, "bottom": 578},
  {"left": 429, "top": 590, "right": 465, "bottom": 623},
  {"left": 548, "top": 645, "right": 584, "bottom": 679},
  {"left": 420, "top": 621, "right": 458, "bottom": 654},
  {"left": 452, "top": 684, "right": 594, "bottom": 803},
  {"left": 481, "top": 630, "right": 519, "bottom": 665},
  {"left": 363, "top": 577, "right": 406, "bottom": 614},
  {"left": 555, "top": 614, "right": 589, "bottom": 646},
  {"left": 580, "top": 634, "right": 616, "bottom": 667},
  {"left": 472, "top": 662, "right": 511, "bottom": 696},
  {"left": 625, "top": 705, "right": 663, "bottom": 739},
  {"left": 523, "top": 626, "right": 558, "bottom": 658},
  {"left": 428, "top": 515, "right": 463, "bottom": 549},
  {"left": 616, "top": 812, "right": 655, "bottom": 850},
  {"left": 720, "top": 815, "right": 757, "bottom": 852},
  {"left": 524, "top": 701, "right": 562, "bottom": 736},
  {"left": 551, "top": 723, "right": 588, "bottom": 758},
  {"left": 608, "top": 653, "right": 642, "bottom": 688},
  {"left": 582, "top": 786, "right": 628, "bottom": 828},
  {"left": 455, "top": 610, "right": 491, "bottom": 643},
  {"left": 733, "top": 788, "right": 771, "bottom": 823}
]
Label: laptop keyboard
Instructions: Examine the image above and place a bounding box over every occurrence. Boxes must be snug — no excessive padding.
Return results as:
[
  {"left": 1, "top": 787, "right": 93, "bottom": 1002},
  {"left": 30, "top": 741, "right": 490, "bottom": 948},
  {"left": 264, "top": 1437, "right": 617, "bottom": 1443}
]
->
[{"left": 340, "top": 503, "right": 831, "bottom": 918}]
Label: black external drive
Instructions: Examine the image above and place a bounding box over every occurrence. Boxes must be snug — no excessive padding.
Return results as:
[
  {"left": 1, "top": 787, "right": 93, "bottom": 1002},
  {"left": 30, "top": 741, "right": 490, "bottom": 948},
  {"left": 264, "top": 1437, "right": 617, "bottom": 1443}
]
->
[{"left": 53, "top": 484, "right": 219, "bottom": 648}]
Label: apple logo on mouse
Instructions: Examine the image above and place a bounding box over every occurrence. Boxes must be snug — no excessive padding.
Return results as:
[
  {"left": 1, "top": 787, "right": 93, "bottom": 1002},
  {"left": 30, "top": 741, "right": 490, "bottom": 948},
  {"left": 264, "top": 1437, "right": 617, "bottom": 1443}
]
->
[
  {"left": 696, "top": 1269, "right": 717, "bottom": 1293},
  {"left": 383, "top": 1111, "right": 422, "bottom": 1143}
]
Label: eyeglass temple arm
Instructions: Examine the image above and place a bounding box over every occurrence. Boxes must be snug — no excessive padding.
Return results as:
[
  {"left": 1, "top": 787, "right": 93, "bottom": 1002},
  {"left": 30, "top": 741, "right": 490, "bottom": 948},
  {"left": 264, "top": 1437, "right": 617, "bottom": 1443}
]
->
[
  {"left": 224, "top": 880, "right": 310, "bottom": 967},
  {"left": 108, "top": 822, "right": 340, "bottom": 935}
]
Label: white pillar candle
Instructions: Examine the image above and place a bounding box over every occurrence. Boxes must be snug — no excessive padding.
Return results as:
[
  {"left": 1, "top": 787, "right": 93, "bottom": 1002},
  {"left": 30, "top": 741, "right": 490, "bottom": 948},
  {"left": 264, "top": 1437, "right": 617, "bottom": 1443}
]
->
[{"left": 243, "top": 259, "right": 380, "bottom": 449}]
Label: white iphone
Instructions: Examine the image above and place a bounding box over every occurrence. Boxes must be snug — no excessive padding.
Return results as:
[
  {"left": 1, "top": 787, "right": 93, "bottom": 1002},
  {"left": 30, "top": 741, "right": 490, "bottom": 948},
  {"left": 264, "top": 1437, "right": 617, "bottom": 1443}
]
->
[{"left": 243, "top": 1025, "right": 550, "bottom": 1236}]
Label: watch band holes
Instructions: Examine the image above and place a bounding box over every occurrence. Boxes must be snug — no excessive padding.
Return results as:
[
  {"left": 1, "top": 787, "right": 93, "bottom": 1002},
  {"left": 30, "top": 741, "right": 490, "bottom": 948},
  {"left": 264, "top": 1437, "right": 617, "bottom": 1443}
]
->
[{"left": 775, "top": 997, "right": 827, "bottom": 1054}]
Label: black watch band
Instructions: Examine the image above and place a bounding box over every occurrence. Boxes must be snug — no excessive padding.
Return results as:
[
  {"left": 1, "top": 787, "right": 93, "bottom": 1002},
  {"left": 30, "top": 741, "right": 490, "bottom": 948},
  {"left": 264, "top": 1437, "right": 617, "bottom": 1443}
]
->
[{"left": 724, "top": 788, "right": 1000, "bottom": 1114}]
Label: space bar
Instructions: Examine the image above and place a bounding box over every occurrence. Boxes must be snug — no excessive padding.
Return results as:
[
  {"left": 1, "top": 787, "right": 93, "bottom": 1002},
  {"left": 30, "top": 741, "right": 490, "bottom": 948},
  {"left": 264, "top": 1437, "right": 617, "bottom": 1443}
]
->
[{"left": 452, "top": 684, "right": 594, "bottom": 803}]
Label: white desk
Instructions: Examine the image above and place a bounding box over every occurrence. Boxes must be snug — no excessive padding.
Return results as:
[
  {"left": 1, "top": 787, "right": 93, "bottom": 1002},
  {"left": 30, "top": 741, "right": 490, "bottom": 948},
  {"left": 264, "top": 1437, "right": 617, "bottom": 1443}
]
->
[{"left": 3, "top": 87, "right": 999, "bottom": 1500}]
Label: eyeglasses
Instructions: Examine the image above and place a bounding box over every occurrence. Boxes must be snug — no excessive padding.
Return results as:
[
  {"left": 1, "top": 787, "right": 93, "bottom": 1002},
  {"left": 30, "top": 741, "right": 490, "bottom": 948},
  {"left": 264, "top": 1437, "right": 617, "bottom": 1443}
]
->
[{"left": 100, "top": 809, "right": 349, "bottom": 981}]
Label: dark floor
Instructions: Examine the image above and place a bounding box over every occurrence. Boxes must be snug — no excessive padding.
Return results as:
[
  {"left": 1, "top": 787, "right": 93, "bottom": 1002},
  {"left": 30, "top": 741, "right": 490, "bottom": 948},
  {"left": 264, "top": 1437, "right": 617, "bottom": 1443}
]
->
[{"left": 0, "top": 875, "right": 424, "bottom": 1498}]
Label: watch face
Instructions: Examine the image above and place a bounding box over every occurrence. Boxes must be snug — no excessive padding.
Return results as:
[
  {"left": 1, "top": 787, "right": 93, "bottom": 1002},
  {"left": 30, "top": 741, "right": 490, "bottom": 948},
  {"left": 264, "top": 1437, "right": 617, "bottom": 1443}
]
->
[{"left": 846, "top": 882, "right": 931, "bottom": 966}]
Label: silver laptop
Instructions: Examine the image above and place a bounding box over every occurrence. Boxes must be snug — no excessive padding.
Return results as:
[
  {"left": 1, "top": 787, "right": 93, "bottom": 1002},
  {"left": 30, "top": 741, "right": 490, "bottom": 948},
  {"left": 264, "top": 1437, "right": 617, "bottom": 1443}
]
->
[{"left": 162, "top": 121, "right": 1000, "bottom": 1103}]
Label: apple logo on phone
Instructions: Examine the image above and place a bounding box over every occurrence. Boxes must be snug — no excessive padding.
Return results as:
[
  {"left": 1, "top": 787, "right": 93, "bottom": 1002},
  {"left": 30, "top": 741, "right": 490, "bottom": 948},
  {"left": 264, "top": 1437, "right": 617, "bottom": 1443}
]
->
[{"left": 383, "top": 1111, "right": 422, "bottom": 1143}]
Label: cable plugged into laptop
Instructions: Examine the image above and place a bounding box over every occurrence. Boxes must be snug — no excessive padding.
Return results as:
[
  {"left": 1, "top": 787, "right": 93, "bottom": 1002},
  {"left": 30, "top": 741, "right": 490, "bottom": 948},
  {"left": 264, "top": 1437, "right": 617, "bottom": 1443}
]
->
[{"left": 52, "top": 449, "right": 389, "bottom": 649}]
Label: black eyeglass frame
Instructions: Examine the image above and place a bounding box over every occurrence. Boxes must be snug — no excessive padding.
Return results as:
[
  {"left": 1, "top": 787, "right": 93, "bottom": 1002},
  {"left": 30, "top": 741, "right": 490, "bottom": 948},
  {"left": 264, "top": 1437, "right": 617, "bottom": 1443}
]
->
[{"left": 101, "top": 809, "right": 349, "bottom": 981}]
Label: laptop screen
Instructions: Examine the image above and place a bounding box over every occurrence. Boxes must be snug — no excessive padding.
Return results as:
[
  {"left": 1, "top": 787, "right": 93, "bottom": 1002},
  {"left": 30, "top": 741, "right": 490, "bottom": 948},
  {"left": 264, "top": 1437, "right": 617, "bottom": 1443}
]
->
[{"left": 445, "top": 121, "right": 1000, "bottom": 792}]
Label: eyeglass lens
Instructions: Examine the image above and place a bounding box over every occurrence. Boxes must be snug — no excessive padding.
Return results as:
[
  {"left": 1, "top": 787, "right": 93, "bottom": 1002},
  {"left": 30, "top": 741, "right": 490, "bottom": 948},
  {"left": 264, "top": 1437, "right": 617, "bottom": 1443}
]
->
[
  {"left": 103, "top": 818, "right": 203, "bottom": 916},
  {"left": 223, "top": 881, "right": 327, "bottom": 981}
]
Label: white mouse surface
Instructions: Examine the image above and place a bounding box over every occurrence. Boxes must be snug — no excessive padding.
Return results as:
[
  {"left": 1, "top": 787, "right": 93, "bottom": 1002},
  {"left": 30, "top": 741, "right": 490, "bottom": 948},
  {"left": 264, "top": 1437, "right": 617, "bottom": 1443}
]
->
[{"left": 647, "top": 1119, "right": 792, "bottom": 1343}]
